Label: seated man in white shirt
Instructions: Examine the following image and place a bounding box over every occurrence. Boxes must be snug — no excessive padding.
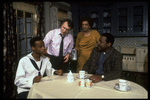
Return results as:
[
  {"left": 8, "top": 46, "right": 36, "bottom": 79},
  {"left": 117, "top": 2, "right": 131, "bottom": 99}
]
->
[{"left": 14, "top": 37, "right": 63, "bottom": 99}]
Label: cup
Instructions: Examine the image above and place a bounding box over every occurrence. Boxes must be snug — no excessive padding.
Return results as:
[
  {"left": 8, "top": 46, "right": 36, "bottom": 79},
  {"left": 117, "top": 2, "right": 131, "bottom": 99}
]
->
[
  {"left": 79, "top": 70, "right": 87, "bottom": 79},
  {"left": 78, "top": 79, "right": 85, "bottom": 87},
  {"left": 118, "top": 79, "right": 130, "bottom": 91},
  {"left": 86, "top": 79, "right": 92, "bottom": 88}
]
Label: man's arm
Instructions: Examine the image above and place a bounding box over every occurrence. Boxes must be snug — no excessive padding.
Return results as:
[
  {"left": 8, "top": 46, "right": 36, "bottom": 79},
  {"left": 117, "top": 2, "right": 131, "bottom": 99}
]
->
[
  {"left": 46, "top": 58, "right": 63, "bottom": 76},
  {"left": 63, "top": 35, "right": 74, "bottom": 63},
  {"left": 43, "top": 31, "right": 52, "bottom": 49},
  {"left": 104, "top": 52, "right": 123, "bottom": 81},
  {"left": 14, "top": 59, "right": 35, "bottom": 88},
  {"left": 89, "top": 51, "right": 123, "bottom": 83}
]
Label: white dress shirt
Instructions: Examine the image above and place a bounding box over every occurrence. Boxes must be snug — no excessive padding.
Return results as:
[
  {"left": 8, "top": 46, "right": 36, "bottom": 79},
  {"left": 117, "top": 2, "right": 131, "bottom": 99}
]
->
[
  {"left": 14, "top": 52, "right": 55, "bottom": 94},
  {"left": 43, "top": 28, "right": 74, "bottom": 57}
]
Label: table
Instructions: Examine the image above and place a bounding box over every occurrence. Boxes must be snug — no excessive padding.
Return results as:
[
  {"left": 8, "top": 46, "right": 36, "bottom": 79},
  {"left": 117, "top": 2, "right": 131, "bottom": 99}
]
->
[{"left": 27, "top": 73, "right": 148, "bottom": 99}]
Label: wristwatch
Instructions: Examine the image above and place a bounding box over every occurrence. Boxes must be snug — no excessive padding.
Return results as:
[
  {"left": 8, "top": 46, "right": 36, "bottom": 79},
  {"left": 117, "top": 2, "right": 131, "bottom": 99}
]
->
[{"left": 101, "top": 75, "right": 104, "bottom": 79}]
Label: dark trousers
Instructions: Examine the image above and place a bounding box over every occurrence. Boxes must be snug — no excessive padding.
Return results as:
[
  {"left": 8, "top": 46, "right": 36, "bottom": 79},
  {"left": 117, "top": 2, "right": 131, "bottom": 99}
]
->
[
  {"left": 18, "top": 91, "right": 29, "bottom": 99},
  {"left": 48, "top": 55, "right": 69, "bottom": 73}
]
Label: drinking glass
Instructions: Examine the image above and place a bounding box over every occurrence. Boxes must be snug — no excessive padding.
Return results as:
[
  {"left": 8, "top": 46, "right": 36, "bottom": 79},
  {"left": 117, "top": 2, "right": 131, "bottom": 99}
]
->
[{"left": 46, "top": 69, "right": 52, "bottom": 81}]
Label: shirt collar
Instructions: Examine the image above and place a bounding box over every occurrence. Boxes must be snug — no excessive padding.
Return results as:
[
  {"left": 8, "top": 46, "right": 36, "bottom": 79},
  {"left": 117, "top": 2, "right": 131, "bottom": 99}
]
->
[
  {"left": 27, "top": 52, "right": 43, "bottom": 61},
  {"left": 58, "top": 28, "right": 61, "bottom": 33},
  {"left": 103, "top": 49, "right": 110, "bottom": 55},
  {"left": 59, "top": 33, "right": 65, "bottom": 37}
]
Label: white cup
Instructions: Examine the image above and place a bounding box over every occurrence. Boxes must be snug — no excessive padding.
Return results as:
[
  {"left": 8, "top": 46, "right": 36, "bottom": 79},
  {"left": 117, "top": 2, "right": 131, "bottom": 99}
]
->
[
  {"left": 79, "top": 70, "right": 88, "bottom": 79},
  {"left": 79, "top": 71, "right": 85, "bottom": 78},
  {"left": 119, "top": 79, "right": 130, "bottom": 91}
]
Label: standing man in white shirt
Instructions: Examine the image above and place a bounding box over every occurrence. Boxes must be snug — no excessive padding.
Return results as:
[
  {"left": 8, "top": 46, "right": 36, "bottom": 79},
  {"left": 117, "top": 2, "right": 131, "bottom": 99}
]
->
[
  {"left": 43, "top": 19, "right": 74, "bottom": 73},
  {"left": 14, "top": 37, "right": 63, "bottom": 99}
]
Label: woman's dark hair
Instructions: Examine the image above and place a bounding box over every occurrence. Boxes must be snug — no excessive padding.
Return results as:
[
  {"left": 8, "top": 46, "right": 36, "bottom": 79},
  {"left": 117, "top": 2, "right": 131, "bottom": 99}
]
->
[
  {"left": 79, "top": 17, "right": 93, "bottom": 28},
  {"left": 30, "top": 36, "right": 42, "bottom": 47},
  {"left": 101, "top": 33, "right": 114, "bottom": 46},
  {"left": 61, "top": 19, "right": 74, "bottom": 29}
]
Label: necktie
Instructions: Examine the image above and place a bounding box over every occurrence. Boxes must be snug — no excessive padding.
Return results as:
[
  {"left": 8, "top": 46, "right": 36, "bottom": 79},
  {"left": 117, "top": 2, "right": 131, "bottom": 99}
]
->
[{"left": 59, "top": 34, "right": 65, "bottom": 59}]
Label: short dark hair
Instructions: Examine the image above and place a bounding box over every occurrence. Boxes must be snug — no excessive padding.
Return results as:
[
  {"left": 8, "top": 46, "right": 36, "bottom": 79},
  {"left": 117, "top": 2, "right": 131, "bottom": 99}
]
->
[
  {"left": 79, "top": 17, "right": 93, "bottom": 28},
  {"left": 101, "top": 33, "right": 114, "bottom": 46},
  {"left": 61, "top": 19, "right": 74, "bottom": 29},
  {"left": 30, "top": 36, "right": 42, "bottom": 47}
]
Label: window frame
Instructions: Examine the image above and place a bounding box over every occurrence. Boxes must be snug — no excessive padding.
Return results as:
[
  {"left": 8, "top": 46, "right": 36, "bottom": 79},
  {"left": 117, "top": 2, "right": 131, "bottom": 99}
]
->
[{"left": 13, "top": 2, "right": 38, "bottom": 62}]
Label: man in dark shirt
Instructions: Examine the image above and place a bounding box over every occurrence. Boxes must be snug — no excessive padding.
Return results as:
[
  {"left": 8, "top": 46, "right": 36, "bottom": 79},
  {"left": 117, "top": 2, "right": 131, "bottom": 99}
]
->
[{"left": 83, "top": 33, "right": 123, "bottom": 83}]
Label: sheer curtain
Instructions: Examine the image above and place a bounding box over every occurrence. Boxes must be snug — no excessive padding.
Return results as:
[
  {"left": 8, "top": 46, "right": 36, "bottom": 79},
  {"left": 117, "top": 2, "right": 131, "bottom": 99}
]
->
[
  {"left": 3, "top": 2, "right": 17, "bottom": 98},
  {"left": 37, "top": 2, "right": 45, "bottom": 37}
]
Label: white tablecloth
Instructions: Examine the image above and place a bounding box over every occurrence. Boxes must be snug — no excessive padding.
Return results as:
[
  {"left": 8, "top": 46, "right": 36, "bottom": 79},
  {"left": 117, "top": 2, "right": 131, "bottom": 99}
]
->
[{"left": 27, "top": 73, "right": 147, "bottom": 99}]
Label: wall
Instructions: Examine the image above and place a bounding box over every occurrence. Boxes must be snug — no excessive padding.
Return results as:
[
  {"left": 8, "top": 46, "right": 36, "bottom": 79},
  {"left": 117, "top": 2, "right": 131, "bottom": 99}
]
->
[
  {"left": 113, "top": 37, "right": 148, "bottom": 52},
  {"left": 44, "top": 2, "right": 73, "bottom": 36},
  {"left": 113, "top": 37, "right": 148, "bottom": 73},
  {"left": 70, "top": 3, "right": 148, "bottom": 48}
]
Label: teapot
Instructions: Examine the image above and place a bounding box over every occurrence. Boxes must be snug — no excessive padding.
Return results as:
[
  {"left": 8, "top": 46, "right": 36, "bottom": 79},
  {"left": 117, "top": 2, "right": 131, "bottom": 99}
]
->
[{"left": 70, "top": 49, "right": 78, "bottom": 61}]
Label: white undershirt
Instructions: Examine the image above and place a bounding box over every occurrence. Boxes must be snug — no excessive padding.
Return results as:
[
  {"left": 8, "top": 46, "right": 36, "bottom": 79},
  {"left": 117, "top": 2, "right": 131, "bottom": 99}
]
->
[{"left": 36, "top": 61, "right": 41, "bottom": 69}]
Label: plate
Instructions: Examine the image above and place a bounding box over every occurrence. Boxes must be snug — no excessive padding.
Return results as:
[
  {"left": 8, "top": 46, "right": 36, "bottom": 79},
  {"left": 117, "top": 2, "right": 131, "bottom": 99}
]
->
[
  {"left": 114, "top": 85, "right": 131, "bottom": 92},
  {"left": 76, "top": 75, "right": 88, "bottom": 79}
]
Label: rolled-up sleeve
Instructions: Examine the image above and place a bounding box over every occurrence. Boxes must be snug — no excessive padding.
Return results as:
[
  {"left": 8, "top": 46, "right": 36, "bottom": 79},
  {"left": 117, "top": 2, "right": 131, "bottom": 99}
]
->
[
  {"left": 67, "top": 35, "right": 74, "bottom": 53},
  {"left": 43, "top": 31, "right": 52, "bottom": 49}
]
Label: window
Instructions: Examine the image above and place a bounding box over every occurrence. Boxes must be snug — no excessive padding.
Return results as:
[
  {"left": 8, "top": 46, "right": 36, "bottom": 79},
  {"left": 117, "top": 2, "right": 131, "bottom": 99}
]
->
[
  {"left": 13, "top": 2, "right": 37, "bottom": 61},
  {"left": 58, "top": 8, "right": 67, "bottom": 27}
]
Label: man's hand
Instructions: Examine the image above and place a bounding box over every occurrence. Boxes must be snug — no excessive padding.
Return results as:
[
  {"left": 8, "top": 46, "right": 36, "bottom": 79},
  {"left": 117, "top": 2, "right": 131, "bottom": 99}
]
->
[
  {"left": 54, "top": 69, "right": 63, "bottom": 76},
  {"left": 89, "top": 75, "right": 103, "bottom": 83},
  {"left": 33, "top": 76, "right": 43, "bottom": 83},
  {"left": 63, "top": 53, "right": 70, "bottom": 63}
]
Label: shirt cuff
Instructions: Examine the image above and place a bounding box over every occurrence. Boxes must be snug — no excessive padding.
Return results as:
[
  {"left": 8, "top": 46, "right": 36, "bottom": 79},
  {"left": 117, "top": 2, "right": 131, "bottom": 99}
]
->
[{"left": 52, "top": 68, "right": 56, "bottom": 75}]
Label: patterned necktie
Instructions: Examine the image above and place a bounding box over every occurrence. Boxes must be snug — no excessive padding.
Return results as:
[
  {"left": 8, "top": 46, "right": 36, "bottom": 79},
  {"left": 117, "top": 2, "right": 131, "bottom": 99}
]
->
[{"left": 59, "top": 34, "right": 65, "bottom": 59}]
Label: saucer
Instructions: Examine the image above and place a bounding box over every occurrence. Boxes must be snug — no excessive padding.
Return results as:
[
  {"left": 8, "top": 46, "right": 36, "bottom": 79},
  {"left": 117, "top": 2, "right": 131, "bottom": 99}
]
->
[
  {"left": 114, "top": 85, "right": 131, "bottom": 92},
  {"left": 76, "top": 75, "right": 88, "bottom": 79}
]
